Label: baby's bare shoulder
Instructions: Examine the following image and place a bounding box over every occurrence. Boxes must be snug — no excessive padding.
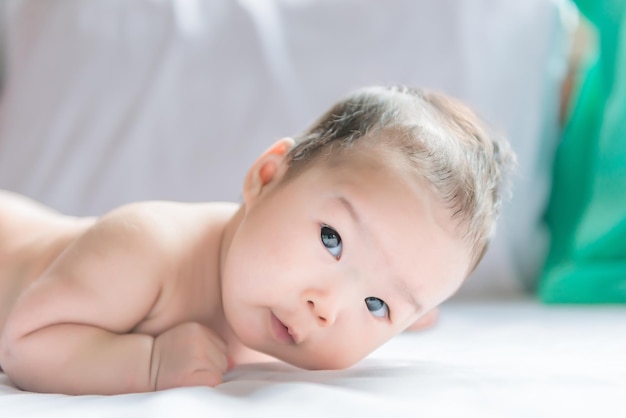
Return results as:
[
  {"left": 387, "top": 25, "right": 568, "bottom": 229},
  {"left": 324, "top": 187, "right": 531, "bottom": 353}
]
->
[
  {"left": 87, "top": 201, "right": 236, "bottom": 260},
  {"left": 88, "top": 202, "right": 194, "bottom": 252}
]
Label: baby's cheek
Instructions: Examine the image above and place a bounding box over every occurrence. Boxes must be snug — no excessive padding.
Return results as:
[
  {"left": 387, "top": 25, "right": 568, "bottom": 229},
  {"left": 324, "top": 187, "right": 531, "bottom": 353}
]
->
[{"left": 405, "top": 308, "right": 439, "bottom": 331}]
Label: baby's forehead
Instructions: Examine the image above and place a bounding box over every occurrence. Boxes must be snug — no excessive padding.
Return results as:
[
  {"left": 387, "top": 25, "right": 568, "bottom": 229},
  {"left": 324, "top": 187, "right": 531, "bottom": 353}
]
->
[
  {"left": 287, "top": 146, "right": 474, "bottom": 303},
  {"left": 329, "top": 147, "right": 472, "bottom": 256}
]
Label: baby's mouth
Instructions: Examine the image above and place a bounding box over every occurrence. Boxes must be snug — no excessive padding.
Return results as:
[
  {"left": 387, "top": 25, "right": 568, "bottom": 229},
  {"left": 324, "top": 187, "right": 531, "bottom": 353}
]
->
[{"left": 270, "top": 312, "right": 296, "bottom": 345}]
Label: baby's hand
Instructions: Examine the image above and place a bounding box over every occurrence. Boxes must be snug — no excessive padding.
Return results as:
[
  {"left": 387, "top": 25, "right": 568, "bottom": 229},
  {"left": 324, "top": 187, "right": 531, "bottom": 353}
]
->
[{"left": 150, "top": 322, "right": 229, "bottom": 391}]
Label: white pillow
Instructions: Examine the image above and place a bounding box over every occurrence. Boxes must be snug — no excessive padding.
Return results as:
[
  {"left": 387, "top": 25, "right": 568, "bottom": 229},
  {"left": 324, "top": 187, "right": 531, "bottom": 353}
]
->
[{"left": 0, "top": 0, "right": 574, "bottom": 297}]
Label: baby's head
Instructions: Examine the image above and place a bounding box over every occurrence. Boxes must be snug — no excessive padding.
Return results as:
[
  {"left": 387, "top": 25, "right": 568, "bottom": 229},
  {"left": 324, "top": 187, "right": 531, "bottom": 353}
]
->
[
  {"left": 286, "top": 85, "right": 512, "bottom": 271},
  {"left": 221, "top": 85, "right": 513, "bottom": 369}
]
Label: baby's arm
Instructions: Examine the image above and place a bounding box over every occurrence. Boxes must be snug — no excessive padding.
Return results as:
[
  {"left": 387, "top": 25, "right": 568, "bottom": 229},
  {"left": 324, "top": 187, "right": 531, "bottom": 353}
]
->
[{"left": 0, "top": 205, "right": 225, "bottom": 394}]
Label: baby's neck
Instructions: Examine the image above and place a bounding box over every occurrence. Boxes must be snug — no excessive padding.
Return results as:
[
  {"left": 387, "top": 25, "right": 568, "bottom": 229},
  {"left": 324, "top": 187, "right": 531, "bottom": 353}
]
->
[
  {"left": 214, "top": 204, "right": 247, "bottom": 351},
  {"left": 214, "top": 204, "right": 276, "bottom": 365},
  {"left": 218, "top": 204, "right": 245, "bottom": 287}
]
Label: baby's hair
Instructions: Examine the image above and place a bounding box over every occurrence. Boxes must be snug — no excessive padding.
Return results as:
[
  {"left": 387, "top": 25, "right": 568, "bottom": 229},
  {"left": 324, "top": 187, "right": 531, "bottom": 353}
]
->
[{"left": 286, "top": 85, "right": 514, "bottom": 274}]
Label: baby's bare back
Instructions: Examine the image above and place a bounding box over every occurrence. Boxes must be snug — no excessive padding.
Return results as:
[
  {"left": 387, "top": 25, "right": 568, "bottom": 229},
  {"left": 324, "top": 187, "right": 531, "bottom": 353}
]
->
[{"left": 0, "top": 191, "right": 95, "bottom": 334}]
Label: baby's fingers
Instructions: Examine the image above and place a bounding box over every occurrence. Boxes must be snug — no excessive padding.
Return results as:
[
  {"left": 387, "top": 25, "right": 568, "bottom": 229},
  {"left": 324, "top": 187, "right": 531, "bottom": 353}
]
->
[
  {"left": 181, "top": 369, "right": 223, "bottom": 388},
  {"left": 207, "top": 349, "right": 229, "bottom": 374},
  {"left": 200, "top": 338, "right": 229, "bottom": 373}
]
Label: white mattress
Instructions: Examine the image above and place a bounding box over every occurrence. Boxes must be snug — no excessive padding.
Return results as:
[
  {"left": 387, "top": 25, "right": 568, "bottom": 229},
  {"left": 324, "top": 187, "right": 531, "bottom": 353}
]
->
[{"left": 1, "top": 295, "right": 624, "bottom": 418}]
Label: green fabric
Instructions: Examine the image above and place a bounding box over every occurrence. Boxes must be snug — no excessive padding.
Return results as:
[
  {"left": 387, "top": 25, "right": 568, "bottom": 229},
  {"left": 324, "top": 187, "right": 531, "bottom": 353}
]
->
[{"left": 539, "top": 0, "right": 626, "bottom": 303}]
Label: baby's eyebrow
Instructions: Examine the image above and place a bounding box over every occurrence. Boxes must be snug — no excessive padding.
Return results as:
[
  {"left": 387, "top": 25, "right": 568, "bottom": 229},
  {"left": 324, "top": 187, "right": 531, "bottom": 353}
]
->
[
  {"left": 334, "top": 195, "right": 422, "bottom": 316},
  {"left": 335, "top": 195, "right": 360, "bottom": 224}
]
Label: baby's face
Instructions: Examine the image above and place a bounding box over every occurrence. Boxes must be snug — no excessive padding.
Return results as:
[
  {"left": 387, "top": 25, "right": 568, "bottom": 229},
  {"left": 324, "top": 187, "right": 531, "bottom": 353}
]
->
[{"left": 221, "top": 149, "right": 470, "bottom": 369}]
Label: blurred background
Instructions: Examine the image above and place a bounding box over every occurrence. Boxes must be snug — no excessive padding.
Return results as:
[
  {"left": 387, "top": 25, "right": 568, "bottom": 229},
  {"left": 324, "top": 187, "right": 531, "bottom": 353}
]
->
[{"left": 0, "top": 0, "right": 622, "bottom": 302}]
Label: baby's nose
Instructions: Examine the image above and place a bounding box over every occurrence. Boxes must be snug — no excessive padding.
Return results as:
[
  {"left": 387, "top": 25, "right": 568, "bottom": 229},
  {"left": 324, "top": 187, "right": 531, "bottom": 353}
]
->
[{"left": 306, "top": 295, "right": 338, "bottom": 327}]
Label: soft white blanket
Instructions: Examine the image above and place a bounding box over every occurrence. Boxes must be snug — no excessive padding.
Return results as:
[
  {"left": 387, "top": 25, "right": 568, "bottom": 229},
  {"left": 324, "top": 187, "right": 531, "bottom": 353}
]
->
[{"left": 1, "top": 296, "right": 624, "bottom": 418}]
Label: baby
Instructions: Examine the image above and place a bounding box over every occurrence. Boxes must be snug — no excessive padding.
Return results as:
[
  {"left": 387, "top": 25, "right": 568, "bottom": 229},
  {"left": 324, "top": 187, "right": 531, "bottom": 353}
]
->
[{"left": 0, "top": 85, "right": 512, "bottom": 395}]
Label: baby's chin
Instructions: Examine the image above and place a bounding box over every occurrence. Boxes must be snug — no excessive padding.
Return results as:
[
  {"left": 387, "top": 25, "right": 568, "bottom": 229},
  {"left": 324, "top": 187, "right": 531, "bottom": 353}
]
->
[{"left": 267, "top": 347, "right": 363, "bottom": 371}]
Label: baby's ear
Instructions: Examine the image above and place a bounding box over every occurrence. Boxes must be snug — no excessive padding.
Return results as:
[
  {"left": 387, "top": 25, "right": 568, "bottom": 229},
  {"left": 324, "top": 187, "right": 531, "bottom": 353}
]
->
[{"left": 242, "top": 137, "right": 295, "bottom": 206}]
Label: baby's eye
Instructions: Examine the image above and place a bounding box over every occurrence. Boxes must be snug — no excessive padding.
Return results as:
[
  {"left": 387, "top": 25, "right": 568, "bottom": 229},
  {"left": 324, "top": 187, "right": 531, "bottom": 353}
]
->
[
  {"left": 320, "top": 225, "right": 342, "bottom": 259},
  {"left": 365, "top": 297, "right": 389, "bottom": 319}
]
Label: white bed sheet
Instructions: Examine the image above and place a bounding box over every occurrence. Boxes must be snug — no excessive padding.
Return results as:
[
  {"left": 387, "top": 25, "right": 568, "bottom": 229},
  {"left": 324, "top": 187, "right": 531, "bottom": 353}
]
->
[{"left": 1, "top": 296, "right": 624, "bottom": 418}]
